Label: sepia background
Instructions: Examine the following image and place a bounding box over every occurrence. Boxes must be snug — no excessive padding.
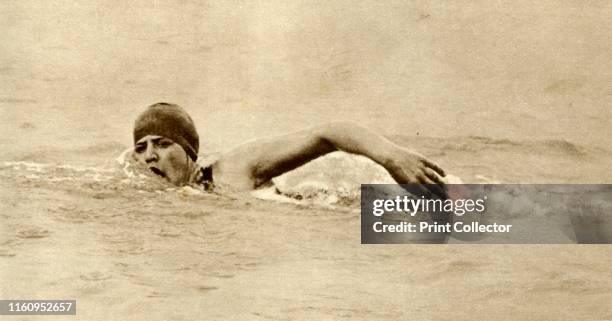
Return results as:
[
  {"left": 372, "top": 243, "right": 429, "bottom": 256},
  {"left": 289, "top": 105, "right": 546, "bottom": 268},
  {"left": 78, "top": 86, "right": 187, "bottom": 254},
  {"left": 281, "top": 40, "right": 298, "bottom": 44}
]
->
[{"left": 1, "top": 0, "right": 611, "bottom": 320}]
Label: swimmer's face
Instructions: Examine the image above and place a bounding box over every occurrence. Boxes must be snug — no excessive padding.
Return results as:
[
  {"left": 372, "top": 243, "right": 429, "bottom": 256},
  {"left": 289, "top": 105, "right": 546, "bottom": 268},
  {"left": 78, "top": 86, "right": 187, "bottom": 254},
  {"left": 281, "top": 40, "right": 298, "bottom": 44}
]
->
[{"left": 133, "top": 135, "right": 192, "bottom": 185}]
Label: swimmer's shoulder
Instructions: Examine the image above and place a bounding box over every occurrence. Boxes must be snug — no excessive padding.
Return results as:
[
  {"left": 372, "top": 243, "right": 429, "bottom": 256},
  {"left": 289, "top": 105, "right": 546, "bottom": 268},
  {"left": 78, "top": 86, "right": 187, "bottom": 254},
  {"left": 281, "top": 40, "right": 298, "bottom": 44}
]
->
[{"left": 202, "top": 151, "right": 261, "bottom": 191}]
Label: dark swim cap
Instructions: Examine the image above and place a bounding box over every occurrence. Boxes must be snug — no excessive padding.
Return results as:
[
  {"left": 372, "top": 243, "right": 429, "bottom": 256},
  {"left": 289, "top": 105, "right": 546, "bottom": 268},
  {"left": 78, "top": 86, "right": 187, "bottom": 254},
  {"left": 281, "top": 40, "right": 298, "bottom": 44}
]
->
[{"left": 133, "top": 103, "right": 199, "bottom": 161}]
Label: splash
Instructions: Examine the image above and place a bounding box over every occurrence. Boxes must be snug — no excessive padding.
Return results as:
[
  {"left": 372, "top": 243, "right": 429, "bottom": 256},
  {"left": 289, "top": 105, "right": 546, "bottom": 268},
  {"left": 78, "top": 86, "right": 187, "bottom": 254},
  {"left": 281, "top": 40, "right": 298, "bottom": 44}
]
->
[
  {"left": 0, "top": 159, "right": 174, "bottom": 195},
  {"left": 1, "top": 151, "right": 466, "bottom": 208}
]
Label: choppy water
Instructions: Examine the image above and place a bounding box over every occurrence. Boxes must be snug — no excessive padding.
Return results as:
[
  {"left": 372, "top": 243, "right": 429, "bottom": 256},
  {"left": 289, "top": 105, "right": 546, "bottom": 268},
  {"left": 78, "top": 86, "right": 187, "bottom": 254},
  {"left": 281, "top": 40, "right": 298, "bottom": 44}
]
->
[
  {"left": 1, "top": 140, "right": 612, "bottom": 320},
  {"left": 0, "top": 152, "right": 390, "bottom": 208},
  {"left": 2, "top": 1, "right": 612, "bottom": 319},
  {"left": 2, "top": 133, "right": 609, "bottom": 214},
  {"left": 1, "top": 134, "right": 611, "bottom": 321}
]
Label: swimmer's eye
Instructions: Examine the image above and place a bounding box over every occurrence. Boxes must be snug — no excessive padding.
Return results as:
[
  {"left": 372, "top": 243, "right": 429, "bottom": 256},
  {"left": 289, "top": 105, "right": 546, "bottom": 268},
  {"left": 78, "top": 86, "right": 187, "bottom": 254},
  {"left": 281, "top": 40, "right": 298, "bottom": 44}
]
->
[
  {"left": 134, "top": 145, "right": 146, "bottom": 153},
  {"left": 156, "top": 140, "right": 173, "bottom": 148}
]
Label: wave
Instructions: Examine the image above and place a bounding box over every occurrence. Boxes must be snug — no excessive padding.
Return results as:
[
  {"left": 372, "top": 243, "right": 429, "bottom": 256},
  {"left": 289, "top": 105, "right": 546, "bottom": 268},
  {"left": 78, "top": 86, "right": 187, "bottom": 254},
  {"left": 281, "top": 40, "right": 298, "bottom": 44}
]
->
[
  {"left": 389, "top": 135, "right": 605, "bottom": 157},
  {"left": 1, "top": 160, "right": 174, "bottom": 194},
  {"left": 458, "top": 136, "right": 596, "bottom": 156},
  {"left": 0, "top": 155, "right": 386, "bottom": 207},
  {"left": 8, "top": 133, "right": 594, "bottom": 207}
]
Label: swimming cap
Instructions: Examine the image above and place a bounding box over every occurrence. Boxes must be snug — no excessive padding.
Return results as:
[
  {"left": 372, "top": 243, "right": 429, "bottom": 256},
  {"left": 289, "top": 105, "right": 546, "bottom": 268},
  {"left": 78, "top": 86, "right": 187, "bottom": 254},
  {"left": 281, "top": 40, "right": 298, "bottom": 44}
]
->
[{"left": 133, "top": 103, "right": 199, "bottom": 161}]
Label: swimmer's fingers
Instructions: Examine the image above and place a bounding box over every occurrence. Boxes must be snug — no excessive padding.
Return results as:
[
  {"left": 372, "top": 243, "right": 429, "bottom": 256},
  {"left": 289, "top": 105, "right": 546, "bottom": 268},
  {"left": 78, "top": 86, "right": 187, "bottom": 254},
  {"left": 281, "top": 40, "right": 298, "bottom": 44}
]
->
[
  {"left": 424, "top": 167, "right": 446, "bottom": 185},
  {"left": 421, "top": 158, "right": 446, "bottom": 177},
  {"left": 417, "top": 174, "right": 448, "bottom": 200}
]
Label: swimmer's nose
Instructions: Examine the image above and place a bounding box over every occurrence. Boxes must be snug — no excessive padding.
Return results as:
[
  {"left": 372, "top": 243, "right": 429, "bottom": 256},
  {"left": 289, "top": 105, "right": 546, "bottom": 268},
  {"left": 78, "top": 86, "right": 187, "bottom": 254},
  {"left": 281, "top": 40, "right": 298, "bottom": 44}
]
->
[{"left": 144, "top": 145, "right": 158, "bottom": 163}]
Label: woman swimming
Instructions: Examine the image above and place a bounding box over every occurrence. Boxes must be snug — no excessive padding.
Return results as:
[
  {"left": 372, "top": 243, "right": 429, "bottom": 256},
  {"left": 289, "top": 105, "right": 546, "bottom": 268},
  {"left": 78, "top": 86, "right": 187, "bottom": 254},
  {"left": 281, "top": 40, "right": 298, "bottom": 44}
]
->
[{"left": 130, "top": 102, "right": 447, "bottom": 198}]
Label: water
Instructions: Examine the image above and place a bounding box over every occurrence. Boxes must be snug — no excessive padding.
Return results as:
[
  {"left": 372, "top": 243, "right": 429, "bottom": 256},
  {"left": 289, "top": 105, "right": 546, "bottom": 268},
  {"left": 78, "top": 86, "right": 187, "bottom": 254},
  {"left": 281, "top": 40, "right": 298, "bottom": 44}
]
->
[{"left": 2, "top": 1, "right": 612, "bottom": 319}]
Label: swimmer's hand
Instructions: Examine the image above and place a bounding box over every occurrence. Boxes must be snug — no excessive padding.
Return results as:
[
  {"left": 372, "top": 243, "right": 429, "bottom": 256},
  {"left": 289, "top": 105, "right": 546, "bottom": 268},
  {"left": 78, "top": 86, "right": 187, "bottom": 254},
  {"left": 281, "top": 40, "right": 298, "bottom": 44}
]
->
[{"left": 382, "top": 147, "right": 448, "bottom": 199}]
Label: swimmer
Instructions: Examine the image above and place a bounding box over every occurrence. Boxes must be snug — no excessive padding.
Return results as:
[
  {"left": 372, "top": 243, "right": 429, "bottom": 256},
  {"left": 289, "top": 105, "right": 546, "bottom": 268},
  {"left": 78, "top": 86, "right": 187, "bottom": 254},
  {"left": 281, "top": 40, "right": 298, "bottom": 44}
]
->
[{"left": 130, "top": 102, "right": 447, "bottom": 198}]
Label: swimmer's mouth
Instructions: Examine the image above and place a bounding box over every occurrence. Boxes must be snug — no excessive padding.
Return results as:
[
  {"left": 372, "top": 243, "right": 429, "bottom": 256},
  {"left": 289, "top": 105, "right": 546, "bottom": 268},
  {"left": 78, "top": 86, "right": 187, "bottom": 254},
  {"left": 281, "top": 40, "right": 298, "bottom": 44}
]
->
[{"left": 149, "top": 167, "right": 166, "bottom": 178}]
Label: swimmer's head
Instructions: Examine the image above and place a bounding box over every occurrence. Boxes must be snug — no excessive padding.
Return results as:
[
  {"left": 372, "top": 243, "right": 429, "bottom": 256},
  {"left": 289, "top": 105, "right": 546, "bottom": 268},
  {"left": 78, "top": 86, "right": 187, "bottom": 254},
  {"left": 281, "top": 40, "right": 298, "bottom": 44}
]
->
[
  {"left": 133, "top": 103, "right": 199, "bottom": 185},
  {"left": 133, "top": 102, "right": 199, "bottom": 161}
]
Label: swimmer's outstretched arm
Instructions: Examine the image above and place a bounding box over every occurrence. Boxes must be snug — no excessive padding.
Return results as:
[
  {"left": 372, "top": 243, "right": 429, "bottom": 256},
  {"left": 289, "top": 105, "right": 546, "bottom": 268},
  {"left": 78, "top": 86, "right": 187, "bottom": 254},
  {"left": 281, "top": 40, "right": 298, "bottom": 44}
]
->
[{"left": 213, "top": 121, "right": 446, "bottom": 196}]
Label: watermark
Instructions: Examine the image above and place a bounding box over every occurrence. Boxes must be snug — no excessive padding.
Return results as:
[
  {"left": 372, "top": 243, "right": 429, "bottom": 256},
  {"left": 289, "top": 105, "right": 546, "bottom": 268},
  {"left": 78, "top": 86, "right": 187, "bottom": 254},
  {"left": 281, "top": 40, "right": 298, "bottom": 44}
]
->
[
  {"left": 0, "top": 300, "right": 76, "bottom": 315},
  {"left": 361, "top": 184, "right": 612, "bottom": 244}
]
